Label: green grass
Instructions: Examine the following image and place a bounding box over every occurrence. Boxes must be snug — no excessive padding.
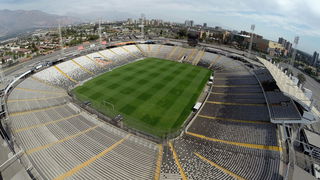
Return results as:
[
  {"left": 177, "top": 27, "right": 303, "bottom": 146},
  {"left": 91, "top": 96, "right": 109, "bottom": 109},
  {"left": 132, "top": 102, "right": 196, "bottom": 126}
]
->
[{"left": 72, "top": 57, "right": 211, "bottom": 137}]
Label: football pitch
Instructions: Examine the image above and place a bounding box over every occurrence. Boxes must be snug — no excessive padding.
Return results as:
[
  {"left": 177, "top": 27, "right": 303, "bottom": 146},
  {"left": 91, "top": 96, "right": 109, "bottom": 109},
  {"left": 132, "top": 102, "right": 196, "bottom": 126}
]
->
[{"left": 73, "top": 57, "right": 211, "bottom": 137}]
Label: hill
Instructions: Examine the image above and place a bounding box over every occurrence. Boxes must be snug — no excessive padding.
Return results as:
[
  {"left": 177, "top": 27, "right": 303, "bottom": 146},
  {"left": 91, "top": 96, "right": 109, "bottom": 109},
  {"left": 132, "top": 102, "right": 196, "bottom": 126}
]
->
[{"left": 0, "top": 9, "right": 80, "bottom": 39}]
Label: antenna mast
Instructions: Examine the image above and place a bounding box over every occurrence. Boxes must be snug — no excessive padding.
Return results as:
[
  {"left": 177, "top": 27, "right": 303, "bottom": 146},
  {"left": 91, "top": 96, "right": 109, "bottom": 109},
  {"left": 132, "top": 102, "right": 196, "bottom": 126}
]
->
[
  {"left": 0, "top": 62, "right": 4, "bottom": 85},
  {"left": 290, "top": 36, "right": 299, "bottom": 71},
  {"left": 98, "top": 19, "right": 102, "bottom": 45},
  {"left": 58, "top": 24, "right": 64, "bottom": 57},
  {"left": 248, "top": 24, "right": 255, "bottom": 59},
  {"left": 140, "top": 13, "right": 145, "bottom": 39}
]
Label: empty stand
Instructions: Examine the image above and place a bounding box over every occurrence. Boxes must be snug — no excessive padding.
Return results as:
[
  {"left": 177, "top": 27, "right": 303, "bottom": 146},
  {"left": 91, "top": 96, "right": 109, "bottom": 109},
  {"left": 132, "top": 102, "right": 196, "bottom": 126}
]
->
[{"left": 5, "top": 44, "right": 283, "bottom": 180}]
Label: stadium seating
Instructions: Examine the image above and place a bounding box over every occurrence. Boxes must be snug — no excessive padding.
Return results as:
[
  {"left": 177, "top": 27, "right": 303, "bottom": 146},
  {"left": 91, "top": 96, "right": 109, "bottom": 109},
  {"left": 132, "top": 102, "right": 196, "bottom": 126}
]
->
[
  {"left": 156, "top": 45, "right": 172, "bottom": 59},
  {"left": 159, "top": 68, "right": 281, "bottom": 179},
  {"left": 124, "top": 45, "right": 145, "bottom": 57},
  {"left": 73, "top": 56, "right": 103, "bottom": 73},
  {"left": 33, "top": 65, "right": 75, "bottom": 88},
  {"left": 149, "top": 44, "right": 160, "bottom": 57},
  {"left": 7, "top": 74, "right": 159, "bottom": 179},
  {"left": 172, "top": 136, "right": 281, "bottom": 180},
  {"left": 6, "top": 44, "right": 283, "bottom": 180},
  {"left": 136, "top": 44, "right": 149, "bottom": 56}
]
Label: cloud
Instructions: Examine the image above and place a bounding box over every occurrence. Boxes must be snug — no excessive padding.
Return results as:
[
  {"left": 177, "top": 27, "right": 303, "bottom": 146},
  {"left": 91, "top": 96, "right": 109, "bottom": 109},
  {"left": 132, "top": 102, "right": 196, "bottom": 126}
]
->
[{"left": 219, "top": 11, "right": 320, "bottom": 37}]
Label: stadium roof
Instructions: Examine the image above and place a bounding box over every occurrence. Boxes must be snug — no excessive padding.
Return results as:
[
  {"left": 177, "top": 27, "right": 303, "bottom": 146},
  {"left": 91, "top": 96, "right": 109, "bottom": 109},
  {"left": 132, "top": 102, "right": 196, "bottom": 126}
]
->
[
  {"left": 292, "top": 165, "right": 316, "bottom": 180},
  {"left": 235, "top": 34, "right": 250, "bottom": 38},
  {"left": 304, "top": 129, "right": 320, "bottom": 148}
]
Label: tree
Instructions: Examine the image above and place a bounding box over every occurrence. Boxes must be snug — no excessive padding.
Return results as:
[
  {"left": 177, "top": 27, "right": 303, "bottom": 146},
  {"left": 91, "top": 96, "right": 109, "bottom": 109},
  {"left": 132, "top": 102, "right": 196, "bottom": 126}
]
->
[
  {"left": 297, "top": 73, "right": 306, "bottom": 86},
  {"left": 93, "top": 24, "right": 98, "bottom": 33},
  {"left": 199, "top": 32, "right": 207, "bottom": 42},
  {"left": 87, "top": 34, "right": 99, "bottom": 41},
  {"left": 177, "top": 28, "right": 187, "bottom": 38},
  {"left": 187, "top": 31, "right": 199, "bottom": 47},
  {"left": 304, "top": 67, "right": 313, "bottom": 75},
  {"left": 202, "top": 32, "right": 207, "bottom": 40},
  {"left": 31, "top": 42, "right": 38, "bottom": 52}
]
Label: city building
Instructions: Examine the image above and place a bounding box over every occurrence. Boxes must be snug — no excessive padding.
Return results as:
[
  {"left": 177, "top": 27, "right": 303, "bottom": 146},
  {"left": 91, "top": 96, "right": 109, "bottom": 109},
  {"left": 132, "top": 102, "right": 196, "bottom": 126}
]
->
[
  {"left": 278, "top": 37, "right": 287, "bottom": 45},
  {"left": 184, "top": 20, "right": 194, "bottom": 27},
  {"left": 1, "top": 56, "right": 13, "bottom": 64},
  {"left": 214, "top": 26, "right": 222, "bottom": 31},
  {"left": 127, "top": 18, "right": 133, "bottom": 25},
  {"left": 312, "top": 51, "right": 319, "bottom": 66},
  {"left": 231, "top": 33, "right": 250, "bottom": 48},
  {"left": 285, "top": 41, "right": 292, "bottom": 54},
  {"left": 150, "top": 19, "right": 163, "bottom": 26},
  {"left": 268, "top": 41, "right": 285, "bottom": 56},
  {"left": 296, "top": 50, "right": 313, "bottom": 64},
  {"left": 278, "top": 37, "right": 293, "bottom": 56},
  {"left": 203, "top": 23, "right": 207, "bottom": 28},
  {"left": 240, "top": 30, "right": 263, "bottom": 39},
  {"left": 10, "top": 46, "right": 20, "bottom": 51},
  {"left": 249, "top": 38, "right": 285, "bottom": 56},
  {"left": 199, "top": 28, "right": 231, "bottom": 43},
  {"left": 13, "top": 48, "right": 32, "bottom": 55},
  {"left": 230, "top": 31, "right": 263, "bottom": 49}
]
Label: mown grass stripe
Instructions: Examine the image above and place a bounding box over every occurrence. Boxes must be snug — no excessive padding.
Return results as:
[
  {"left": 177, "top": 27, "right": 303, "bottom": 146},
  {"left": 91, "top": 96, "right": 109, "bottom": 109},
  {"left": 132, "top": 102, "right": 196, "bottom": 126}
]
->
[{"left": 73, "top": 58, "right": 211, "bottom": 137}]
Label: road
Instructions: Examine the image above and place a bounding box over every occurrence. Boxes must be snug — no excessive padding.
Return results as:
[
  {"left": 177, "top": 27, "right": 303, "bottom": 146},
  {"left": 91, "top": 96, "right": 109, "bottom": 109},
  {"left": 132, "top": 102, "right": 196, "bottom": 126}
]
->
[
  {"left": 1, "top": 39, "right": 134, "bottom": 78},
  {"left": 0, "top": 43, "right": 90, "bottom": 180},
  {"left": 3, "top": 46, "right": 79, "bottom": 76},
  {"left": 3, "top": 40, "right": 318, "bottom": 109}
]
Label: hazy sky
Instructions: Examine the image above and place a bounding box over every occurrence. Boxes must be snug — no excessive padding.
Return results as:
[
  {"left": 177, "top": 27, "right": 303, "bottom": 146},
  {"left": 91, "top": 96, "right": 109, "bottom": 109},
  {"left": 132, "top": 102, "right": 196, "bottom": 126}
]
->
[{"left": 1, "top": 0, "right": 320, "bottom": 54}]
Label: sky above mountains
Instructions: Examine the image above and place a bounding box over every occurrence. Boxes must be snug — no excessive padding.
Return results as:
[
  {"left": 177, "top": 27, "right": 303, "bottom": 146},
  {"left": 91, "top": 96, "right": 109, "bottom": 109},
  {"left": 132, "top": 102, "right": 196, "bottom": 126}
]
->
[{"left": 1, "top": 0, "right": 319, "bottom": 54}]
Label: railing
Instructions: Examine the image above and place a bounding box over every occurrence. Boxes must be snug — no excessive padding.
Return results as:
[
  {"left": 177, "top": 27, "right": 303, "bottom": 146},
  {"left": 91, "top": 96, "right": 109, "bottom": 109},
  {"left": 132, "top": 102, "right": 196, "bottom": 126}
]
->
[
  {"left": 0, "top": 42, "right": 211, "bottom": 179},
  {"left": 257, "top": 57, "right": 320, "bottom": 122},
  {"left": 0, "top": 72, "right": 44, "bottom": 179},
  {"left": 0, "top": 51, "right": 81, "bottom": 179},
  {"left": 69, "top": 92, "right": 191, "bottom": 142},
  {"left": 68, "top": 72, "right": 212, "bottom": 142}
]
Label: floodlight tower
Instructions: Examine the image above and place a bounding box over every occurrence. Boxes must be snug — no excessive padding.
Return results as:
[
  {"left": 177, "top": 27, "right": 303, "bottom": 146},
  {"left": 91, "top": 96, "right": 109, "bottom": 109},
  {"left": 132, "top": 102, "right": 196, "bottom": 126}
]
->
[
  {"left": 284, "top": 36, "right": 301, "bottom": 179},
  {"left": 58, "top": 24, "right": 64, "bottom": 58},
  {"left": 290, "top": 36, "right": 299, "bottom": 71},
  {"left": 0, "top": 61, "right": 4, "bottom": 84},
  {"left": 139, "top": 13, "right": 145, "bottom": 39},
  {"left": 98, "top": 19, "right": 102, "bottom": 45},
  {"left": 104, "top": 33, "right": 109, "bottom": 43},
  {"left": 248, "top": 24, "right": 255, "bottom": 59}
]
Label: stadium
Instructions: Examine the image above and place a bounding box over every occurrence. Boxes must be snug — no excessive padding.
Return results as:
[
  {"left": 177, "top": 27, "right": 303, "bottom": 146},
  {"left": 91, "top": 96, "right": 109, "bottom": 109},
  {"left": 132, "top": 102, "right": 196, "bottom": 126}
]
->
[{"left": 1, "top": 41, "right": 320, "bottom": 180}]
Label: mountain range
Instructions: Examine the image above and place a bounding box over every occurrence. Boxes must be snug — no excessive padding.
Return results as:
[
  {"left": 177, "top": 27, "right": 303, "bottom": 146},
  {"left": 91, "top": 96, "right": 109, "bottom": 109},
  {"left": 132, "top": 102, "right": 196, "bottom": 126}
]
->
[{"left": 0, "top": 9, "right": 80, "bottom": 40}]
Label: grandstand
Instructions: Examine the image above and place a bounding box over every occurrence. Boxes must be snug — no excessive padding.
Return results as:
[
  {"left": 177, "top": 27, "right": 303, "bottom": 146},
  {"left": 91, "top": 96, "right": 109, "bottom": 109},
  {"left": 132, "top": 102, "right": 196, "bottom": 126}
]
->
[
  {"left": 7, "top": 76, "right": 158, "bottom": 179},
  {"left": 161, "top": 66, "right": 282, "bottom": 179},
  {"left": 2, "top": 42, "right": 317, "bottom": 179}
]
